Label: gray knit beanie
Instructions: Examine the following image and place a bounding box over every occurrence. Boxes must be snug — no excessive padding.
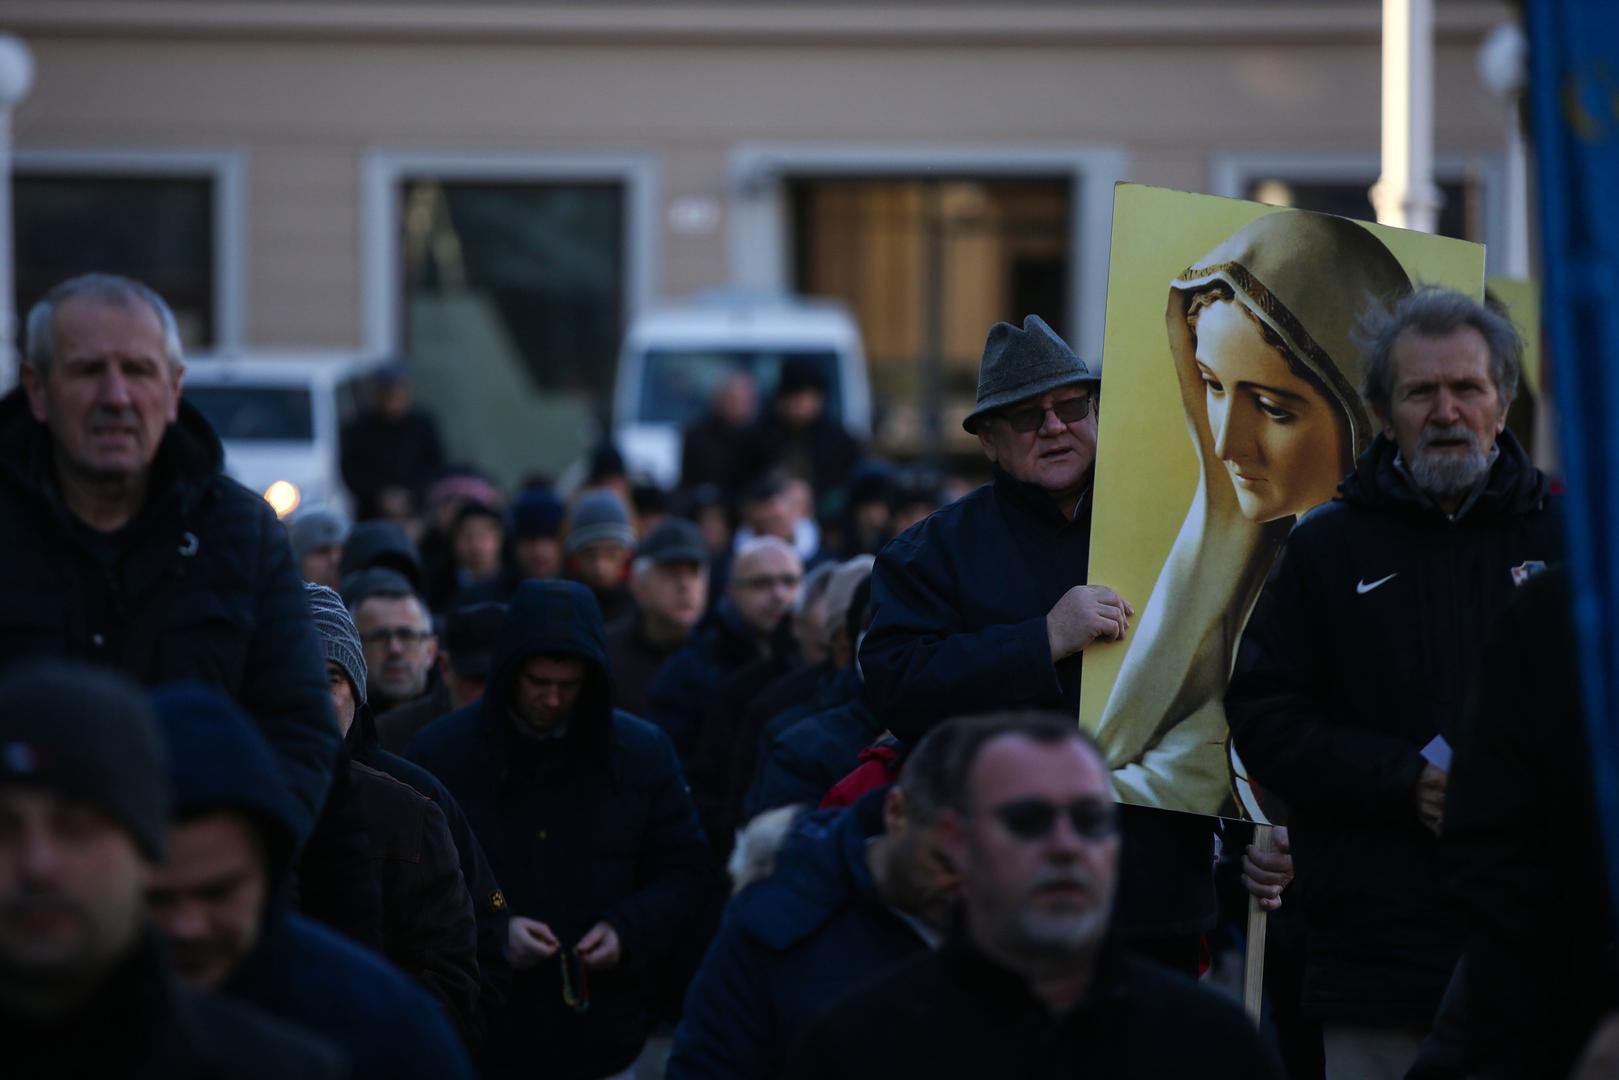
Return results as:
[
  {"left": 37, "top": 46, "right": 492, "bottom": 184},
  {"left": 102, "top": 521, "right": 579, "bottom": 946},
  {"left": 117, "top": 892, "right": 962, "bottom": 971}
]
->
[
  {"left": 287, "top": 506, "right": 349, "bottom": 562},
  {"left": 304, "top": 582, "right": 368, "bottom": 706},
  {"left": 565, "top": 489, "right": 636, "bottom": 555}
]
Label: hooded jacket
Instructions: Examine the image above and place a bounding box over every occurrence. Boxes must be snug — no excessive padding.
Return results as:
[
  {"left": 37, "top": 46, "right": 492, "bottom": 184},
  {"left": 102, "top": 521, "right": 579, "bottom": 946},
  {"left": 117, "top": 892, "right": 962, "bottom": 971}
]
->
[
  {"left": 0, "top": 389, "right": 335, "bottom": 843},
  {"left": 862, "top": 469, "right": 1216, "bottom": 938},
  {"left": 1227, "top": 430, "right": 1562, "bottom": 1021},
  {"left": 1, "top": 933, "right": 348, "bottom": 1080},
  {"left": 405, "top": 580, "right": 711, "bottom": 1080},
  {"left": 749, "top": 689, "right": 882, "bottom": 817},
  {"left": 667, "top": 790, "right": 930, "bottom": 1080},
  {"left": 154, "top": 682, "right": 474, "bottom": 1080}
]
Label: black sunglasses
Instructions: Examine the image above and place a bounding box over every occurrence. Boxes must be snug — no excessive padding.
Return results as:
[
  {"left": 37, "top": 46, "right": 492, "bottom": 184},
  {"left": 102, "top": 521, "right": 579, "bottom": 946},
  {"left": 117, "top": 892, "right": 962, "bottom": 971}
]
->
[
  {"left": 991, "top": 798, "right": 1117, "bottom": 842},
  {"left": 1000, "top": 395, "right": 1092, "bottom": 434}
]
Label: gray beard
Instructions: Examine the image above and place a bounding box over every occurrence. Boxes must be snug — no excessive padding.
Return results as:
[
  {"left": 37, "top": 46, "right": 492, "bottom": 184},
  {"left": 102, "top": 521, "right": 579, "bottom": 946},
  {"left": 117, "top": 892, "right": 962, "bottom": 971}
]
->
[{"left": 1409, "top": 425, "right": 1491, "bottom": 501}]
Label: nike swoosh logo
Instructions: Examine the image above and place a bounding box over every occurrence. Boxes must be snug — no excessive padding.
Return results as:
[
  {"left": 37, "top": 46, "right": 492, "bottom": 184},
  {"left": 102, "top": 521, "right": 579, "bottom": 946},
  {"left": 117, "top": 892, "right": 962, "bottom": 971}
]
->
[{"left": 1356, "top": 573, "right": 1398, "bottom": 595}]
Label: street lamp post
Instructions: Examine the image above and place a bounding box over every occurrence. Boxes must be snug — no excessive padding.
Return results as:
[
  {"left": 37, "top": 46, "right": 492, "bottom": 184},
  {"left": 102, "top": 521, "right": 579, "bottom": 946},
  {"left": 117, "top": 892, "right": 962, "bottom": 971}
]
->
[
  {"left": 0, "top": 35, "right": 33, "bottom": 392},
  {"left": 1478, "top": 21, "right": 1531, "bottom": 277},
  {"left": 1371, "top": 0, "right": 1443, "bottom": 233}
]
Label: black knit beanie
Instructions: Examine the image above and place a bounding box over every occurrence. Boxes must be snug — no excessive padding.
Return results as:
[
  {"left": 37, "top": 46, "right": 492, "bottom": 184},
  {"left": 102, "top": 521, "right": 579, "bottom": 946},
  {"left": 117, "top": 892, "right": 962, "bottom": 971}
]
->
[{"left": 0, "top": 661, "right": 170, "bottom": 861}]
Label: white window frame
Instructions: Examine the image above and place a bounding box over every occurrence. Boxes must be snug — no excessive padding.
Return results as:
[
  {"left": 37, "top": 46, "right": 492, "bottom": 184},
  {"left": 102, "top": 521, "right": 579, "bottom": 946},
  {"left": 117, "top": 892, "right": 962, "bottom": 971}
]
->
[
  {"left": 13, "top": 146, "right": 248, "bottom": 351},
  {"left": 360, "top": 151, "right": 659, "bottom": 356},
  {"left": 726, "top": 143, "right": 1130, "bottom": 362},
  {"left": 1209, "top": 151, "right": 1508, "bottom": 273}
]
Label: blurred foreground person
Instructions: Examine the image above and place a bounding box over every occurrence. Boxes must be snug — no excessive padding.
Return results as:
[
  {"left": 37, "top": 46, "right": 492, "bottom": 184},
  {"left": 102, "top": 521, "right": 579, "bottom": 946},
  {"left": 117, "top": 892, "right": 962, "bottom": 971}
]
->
[
  {"left": 605, "top": 517, "right": 710, "bottom": 718},
  {"left": 1, "top": 273, "right": 336, "bottom": 843},
  {"left": 668, "top": 717, "right": 971, "bottom": 1080},
  {"left": 0, "top": 662, "right": 342, "bottom": 1079},
  {"left": 406, "top": 581, "right": 711, "bottom": 1080},
  {"left": 785, "top": 713, "right": 1282, "bottom": 1079},
  {"left": 148, "top": 682, "right": 474, "bottom": 1079},
  {"left": 1443, "top": 568, "right": 1617, "bottom": 1077}
]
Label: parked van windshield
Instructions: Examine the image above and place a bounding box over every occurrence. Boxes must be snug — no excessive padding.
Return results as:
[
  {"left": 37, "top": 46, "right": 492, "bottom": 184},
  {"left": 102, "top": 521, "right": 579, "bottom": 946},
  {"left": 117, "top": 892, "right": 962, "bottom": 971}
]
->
[
  {"left": 186, "top": 385, "right": 315, "bottom": 441},
  {"left": 639, "top": 348, "right": 841, "bottom": 427}
]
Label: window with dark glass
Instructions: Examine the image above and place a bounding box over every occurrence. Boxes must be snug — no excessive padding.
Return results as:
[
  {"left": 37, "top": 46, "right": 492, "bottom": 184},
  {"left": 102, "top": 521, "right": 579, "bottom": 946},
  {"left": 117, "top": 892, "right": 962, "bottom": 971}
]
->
[
  {"left": 14, "top": 174, "right": 216, "bottom": 350},
  {"left": 399, "top": 178, "right": 626, "bottom": 486},
  {"left": 790, "top": 176, "right": 1072, "bottom": 458}
]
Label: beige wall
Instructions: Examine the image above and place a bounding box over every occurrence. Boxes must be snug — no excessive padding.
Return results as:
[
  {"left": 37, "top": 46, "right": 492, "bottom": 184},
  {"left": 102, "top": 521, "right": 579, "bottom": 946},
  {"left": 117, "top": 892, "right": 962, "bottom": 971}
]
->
[{"left": 6, "top": 2, "right": 1518, "bottom": 355}]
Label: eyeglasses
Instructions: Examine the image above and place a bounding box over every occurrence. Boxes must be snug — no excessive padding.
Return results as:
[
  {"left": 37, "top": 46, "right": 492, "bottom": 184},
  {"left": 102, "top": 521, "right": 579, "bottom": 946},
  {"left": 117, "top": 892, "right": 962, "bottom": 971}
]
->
[
  {"left": 734, "top": 573, "right": 802, "bottom": 591},
  {"left": 991, "top": 798, "right": 1117, "bottom": 843},
  {"left": 359, "top": 628, "right": 433, "bottom": 648},
  {"left": 999, "top": 395, "right": 1092, "bottom": 434}
]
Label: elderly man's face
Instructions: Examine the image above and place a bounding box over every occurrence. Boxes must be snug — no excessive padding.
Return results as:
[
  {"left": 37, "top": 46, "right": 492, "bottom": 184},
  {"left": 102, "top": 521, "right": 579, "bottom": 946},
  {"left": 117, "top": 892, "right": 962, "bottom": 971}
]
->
[
  {"left": 631, "top": 559, "right": 708, "bottom": 636},
  {"left": 355, "top": 595, "right": 437, "bottom": 705},
  {"left": 976, "top": 386, "right": 1098, "bottom": 503},
  {"left": 22, "top": 296, "right": 183, "bottom": 489},
  {"left": 1380, "top": 325, "right": 1507, "bottom": 504},
  {"left": 728, "top": 544, "right": 803, "bottom": 639},
  {"left": 146, "top": 813, "right": 269, "bottom": 992},
  {"left": 949, "top": 733, "right": 1119, "bottom": 960},
  {"left": 0, "top": 789, "right": 149, "bottom": 999}
]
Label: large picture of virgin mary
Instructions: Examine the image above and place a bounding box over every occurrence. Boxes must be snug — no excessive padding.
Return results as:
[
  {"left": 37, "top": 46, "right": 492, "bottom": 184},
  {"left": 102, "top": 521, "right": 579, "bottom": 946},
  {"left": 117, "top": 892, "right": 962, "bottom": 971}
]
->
[{"left": 1080, "top": 185, "right": 1487, "bottom": 821}]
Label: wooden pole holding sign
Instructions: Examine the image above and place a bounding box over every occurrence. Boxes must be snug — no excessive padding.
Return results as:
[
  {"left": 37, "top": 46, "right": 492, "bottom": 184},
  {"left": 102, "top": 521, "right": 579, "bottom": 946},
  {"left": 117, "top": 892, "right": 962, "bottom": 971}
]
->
[{"left": 1242, "top": 824, "right": 1276, "bottom": 1024}]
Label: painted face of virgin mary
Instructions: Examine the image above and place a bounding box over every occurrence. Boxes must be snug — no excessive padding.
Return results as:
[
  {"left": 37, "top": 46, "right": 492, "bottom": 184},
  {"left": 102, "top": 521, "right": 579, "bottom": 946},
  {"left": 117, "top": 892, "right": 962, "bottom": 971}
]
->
[{"left": 1193, "top": 299, "right": 1350, "bottom": 523}]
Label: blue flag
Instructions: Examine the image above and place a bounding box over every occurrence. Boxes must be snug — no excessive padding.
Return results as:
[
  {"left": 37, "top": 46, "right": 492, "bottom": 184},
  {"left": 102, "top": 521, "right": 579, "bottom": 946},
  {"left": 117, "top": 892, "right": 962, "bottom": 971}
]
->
[{"left": 1528, "top": 1, "right": 1619, "bottom": 922}]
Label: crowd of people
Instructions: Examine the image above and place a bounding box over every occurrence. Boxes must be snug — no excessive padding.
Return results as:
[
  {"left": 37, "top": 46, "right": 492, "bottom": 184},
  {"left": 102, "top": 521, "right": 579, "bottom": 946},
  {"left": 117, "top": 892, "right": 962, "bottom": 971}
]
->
[{"left": 2, "top": 269, "right": 1616, "bottom": 1080}]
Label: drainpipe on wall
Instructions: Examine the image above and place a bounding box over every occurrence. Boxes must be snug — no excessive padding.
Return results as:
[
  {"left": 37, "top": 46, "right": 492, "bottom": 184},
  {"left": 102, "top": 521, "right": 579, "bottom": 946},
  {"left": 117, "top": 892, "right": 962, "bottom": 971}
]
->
[
  {"left": 0, "top": 34, "right": 34, "bottom": 393},
  {"left": 1371, "top": 0, "right": 1443, "bottom": 234}
]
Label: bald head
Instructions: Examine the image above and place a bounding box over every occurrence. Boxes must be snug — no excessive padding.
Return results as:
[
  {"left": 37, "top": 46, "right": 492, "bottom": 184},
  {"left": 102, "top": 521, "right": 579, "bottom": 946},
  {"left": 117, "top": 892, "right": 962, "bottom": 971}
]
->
[{"left": 728, "top": 537, "right": 803, "bottom": 639}]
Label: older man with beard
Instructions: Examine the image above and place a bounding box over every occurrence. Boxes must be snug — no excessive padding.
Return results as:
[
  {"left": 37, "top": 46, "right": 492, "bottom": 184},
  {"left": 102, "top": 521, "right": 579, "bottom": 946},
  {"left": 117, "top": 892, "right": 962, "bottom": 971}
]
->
[
  {"left": 784, "top": 713, "right": 1282, "bottom": 1078},
  {"left": 1227, "top": 286, "right": 1563, "bottom": 1080}
]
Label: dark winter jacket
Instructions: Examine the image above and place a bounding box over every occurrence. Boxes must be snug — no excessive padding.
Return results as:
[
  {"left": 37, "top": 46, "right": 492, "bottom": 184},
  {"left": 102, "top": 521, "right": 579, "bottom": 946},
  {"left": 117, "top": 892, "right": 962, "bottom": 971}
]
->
[
  {"left": 681, "top": 414, "right": 753, "bottom": 498},
  {"left": 720, "top": 662, "right": 848, "bottom": 833},
  {"left": 375, "top": 682, "right": 454, "bottom": 755},
  {"left": 1227, "top": 431, "right": 1562, "bottom": 1021},
  {"left": 667, "top": 791, "right": 930, "bottom": 1080},
  {"left": 297, "top": 743, "right": 387, "bottom": 952},
  {"left": 155, "top": 679, "right": 474, "bottom": 1080},
  {"left": 784, "top": 933, "right": 1284, "bottom": 1080},
  {"left": 750, "top": 691, "right": 881, "bottom": 816},
  {"left": 647, "top": 600, "right": 769, "bottom": 761},
  {"left": 349, "top": 706, "right": 511, "bottom": 1048},
  {"left": 340, "top": 408, "right": 445, "bottom": 520},
  {"left": 603, "top": 609, "right": 683, "bottom": 721},
  {"left": 1444, "top": 567, "right": 1616, "bottom": 1075},
  {"left": 349, "top": 761, "right": 480, "bottom": 1040},
  {"left": 1, "top": 934, "right": 346, "bottom": 1080},
  {"left": 861, "top": 468, "right": 1217, "bottom": 938},
  {"left": 740, "top": 413, "right": 862, "bottom": 498},
  {"left": 405, "top": 580, "right": 712, "bottom": 1080},
  {"left": 0, "top": 389, "right": 336, "bottom": 843}
]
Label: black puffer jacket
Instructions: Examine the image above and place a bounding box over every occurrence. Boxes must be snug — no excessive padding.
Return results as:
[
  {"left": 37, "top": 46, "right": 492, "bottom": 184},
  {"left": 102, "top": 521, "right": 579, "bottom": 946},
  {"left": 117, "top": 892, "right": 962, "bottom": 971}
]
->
[
  {"left": 406, "top": 580, "right": 711, "bottom": 1080},
  {"left": 861, "top": 468, "right": 1217, "bottom": 939},
  {"left": 0, "top": 389, "right": 336, "bottom": 842},
  {"left": 1227, "top": 430, "right": 1562, "bottom": 1021}
]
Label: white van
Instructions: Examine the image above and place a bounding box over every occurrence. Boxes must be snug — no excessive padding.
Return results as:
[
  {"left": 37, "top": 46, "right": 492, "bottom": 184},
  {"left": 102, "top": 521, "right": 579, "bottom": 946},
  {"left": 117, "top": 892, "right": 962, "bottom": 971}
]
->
[
  {"left": 611, "top": 292, "right": 871, "bottom": 489},
  {"left": 182, "top": 352, "right": 385, "bottom": 518}
]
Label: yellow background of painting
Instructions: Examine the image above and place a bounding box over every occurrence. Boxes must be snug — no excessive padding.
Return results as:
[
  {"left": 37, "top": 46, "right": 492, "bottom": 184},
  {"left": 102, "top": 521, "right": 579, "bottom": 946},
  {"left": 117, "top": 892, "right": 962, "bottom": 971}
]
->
[
  {"left": 1487, "top": 276, "right": 1541, "bottom": 394},
  {"left": 1079, "top": 184, "right": 1488, "bottom": 786}
]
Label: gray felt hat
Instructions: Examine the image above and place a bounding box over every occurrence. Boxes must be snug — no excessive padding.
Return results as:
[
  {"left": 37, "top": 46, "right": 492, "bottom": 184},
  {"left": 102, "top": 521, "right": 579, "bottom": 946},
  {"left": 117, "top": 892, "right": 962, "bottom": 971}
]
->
[
  {"left": 962, "top": 314, "right": 1099, "bottom": 434},
  {"left": 305, "top": 582, "right": 369, "bottom": 707},
  {"left": 287, "top": 506, "right": 349, "bottom": 562}
]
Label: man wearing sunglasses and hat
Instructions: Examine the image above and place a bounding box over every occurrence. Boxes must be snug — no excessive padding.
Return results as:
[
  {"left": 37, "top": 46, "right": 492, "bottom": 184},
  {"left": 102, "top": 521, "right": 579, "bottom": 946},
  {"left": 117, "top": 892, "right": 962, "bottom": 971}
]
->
[
  {"left": 785, "top": 712, "right": 1282, "bottom": 1078},
  {"left": 861, "top": 316, "right": 1221, "bottom": 976}
]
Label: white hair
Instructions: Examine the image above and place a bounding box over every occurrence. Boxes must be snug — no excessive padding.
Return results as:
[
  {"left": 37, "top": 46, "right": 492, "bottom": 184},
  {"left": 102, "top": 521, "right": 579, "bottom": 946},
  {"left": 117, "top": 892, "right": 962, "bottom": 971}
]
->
[{"left": 24, "top": 273, "right": 184, "bottom": 374}]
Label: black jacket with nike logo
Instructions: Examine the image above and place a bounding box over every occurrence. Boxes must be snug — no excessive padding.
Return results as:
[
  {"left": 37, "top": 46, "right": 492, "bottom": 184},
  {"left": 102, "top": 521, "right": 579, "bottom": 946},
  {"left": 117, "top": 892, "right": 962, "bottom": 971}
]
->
[{"left": 1227, "top": 429, "right": 1561, "bottom": 1022}]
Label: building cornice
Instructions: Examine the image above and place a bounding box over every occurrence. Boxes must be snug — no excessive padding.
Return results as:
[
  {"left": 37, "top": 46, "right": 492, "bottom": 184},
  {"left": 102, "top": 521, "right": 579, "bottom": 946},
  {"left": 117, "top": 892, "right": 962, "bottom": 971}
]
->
[{"left": 0, "top": 2, "right": 1512, "bottom": 46}]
